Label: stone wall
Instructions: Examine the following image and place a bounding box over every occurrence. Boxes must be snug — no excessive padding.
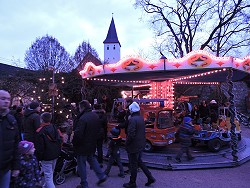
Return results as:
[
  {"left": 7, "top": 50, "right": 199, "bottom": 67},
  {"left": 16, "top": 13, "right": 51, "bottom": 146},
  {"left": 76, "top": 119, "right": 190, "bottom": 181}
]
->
[{"left": 231, "top": 81, "right": 249, "bottom": 113}]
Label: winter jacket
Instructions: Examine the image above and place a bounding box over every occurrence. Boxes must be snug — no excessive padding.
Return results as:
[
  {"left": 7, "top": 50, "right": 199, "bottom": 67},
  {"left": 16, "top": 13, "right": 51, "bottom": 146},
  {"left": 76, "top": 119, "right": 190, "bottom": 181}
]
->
[
  {"left": 0, "top": 111, "right": 20, "bottom": 176},
  {"left": 14, "top": 112, "right": 24, "bottom": 140},
  {"left": 199, "top": 103, "right": 210, "bottom": 119},
  {"left": 72, "top": 108, "right": 101, "bottom": 156},
  {"left": 23, "top": 109, "right": 40, "bottom": 143},
  {"left": 36, "top": 123, "right": 62, "bottom": 161},
  {"left": 178, "top": 122, "right": 196, "bottom": 146},
  {"left": 117, "top": 109, "right": 131, "bottom": 134},
  {"left": 191, "top": 109, "right": 200, "bottom": 122},
  {"left": 92, "top": 109, "right": 107, "bottom": 139},
  {"left": 107, "top": 136, "right": 122, "bottom": 157},
  {"left": 125, "top": 111, "right": 146, "bottom": 154},
  {"left": 15, "top": 154, "right": 41, "bottom": 187},
  {"left": 209, "top": 103, "right": 219, "bottom": 123}
]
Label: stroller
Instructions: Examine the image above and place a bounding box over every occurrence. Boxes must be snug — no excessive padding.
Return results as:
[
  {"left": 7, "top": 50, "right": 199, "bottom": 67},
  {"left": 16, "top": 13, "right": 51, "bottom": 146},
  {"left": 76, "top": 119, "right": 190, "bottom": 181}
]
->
[{"left": 53, "top": 143, "right": 78, "bottom": 185}]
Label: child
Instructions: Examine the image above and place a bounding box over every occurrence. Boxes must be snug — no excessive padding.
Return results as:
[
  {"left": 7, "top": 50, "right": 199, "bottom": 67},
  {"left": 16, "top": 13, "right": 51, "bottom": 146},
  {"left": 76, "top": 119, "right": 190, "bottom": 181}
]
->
[
  {"left": 15, "top": 140, "right": 41, "bottom": 188},
  {"left": 104, "top": 127, "right": 125, "bottom": 178},
  {"left": 175, "top": 117, "right": 197, "bottom": 163},
  {"left": 36, "top": 112, "right": 62, "bottom": 188}
]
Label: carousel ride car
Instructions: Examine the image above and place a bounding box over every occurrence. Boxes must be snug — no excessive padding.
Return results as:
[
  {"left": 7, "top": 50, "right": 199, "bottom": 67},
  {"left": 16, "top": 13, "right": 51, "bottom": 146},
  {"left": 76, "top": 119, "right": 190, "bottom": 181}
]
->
[{"left": 108, "top": 98, "right": 176, "bottom": 152}]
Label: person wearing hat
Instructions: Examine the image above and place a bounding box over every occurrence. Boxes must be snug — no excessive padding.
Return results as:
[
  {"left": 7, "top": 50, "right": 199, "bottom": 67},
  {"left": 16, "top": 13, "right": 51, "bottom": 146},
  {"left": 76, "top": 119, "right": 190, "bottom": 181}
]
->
[
  {"left": 23, "top": 101, "right": 41, "bottom": 143},
  {"left": 123, "top": 102, "right": 155, "bottom": 188},
  {"left": 209, "top": 99, "right": 219, "bottom": 128},
  {"left": 175, "top": 116, "right": 197, "bottom": 163},
  {"left": 0, "top": 90, "right": 20, "bottom": 187},
  {"left": 14, "top": 141, "right": 41, "bottom": 187},
  {"left": 104, "top": 127, "right": 125, "bottom": 178}
]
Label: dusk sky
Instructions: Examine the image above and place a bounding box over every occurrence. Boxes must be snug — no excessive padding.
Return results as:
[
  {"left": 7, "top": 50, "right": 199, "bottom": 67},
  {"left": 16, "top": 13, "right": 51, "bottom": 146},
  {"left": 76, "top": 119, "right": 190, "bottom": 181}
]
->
[{"left": 0, "top": 0, "right": 154, "bottom": 68}]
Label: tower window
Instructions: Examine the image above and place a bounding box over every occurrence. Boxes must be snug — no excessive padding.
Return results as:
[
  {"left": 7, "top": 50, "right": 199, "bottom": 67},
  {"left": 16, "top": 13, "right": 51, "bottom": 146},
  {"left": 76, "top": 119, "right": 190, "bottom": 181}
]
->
[
  {"left": 107, "top": 46, "right": 109, "bottom": 50},
  {"left": 113, "top": 45, "right": 115, "bottom": 50}
]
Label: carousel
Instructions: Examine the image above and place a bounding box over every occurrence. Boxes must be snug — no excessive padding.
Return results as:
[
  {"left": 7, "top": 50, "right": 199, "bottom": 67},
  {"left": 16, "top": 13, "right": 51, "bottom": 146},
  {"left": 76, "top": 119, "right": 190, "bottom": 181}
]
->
[{"left": 78, "top": 50, "right": 250, "bottom": 168}]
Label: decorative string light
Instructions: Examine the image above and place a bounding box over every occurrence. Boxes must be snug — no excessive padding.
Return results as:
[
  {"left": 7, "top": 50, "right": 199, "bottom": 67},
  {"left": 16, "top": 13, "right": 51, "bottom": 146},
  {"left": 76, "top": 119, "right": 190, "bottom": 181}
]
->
[
  {"left": 171, "top": 68, "right": 227, "bottom": 82},
  {"left": 86, "top": 77, "right": 150, "bottom": 84},
  {"left": 174, "top": 82, "right": 219, "bottom": 85},
  {"left": 133, "top": 84, "right": 151, "bottom": 88}
]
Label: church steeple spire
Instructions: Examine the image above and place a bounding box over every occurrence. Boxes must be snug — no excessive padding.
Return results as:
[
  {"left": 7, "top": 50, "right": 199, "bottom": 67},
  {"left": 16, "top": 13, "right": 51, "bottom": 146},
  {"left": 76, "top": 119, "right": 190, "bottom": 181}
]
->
[
  {"left": 103, "top": 16, "right": 121, "bottom": 46},
  {"left": 103, "top": 15, "right": 121, "bottom": 64}
]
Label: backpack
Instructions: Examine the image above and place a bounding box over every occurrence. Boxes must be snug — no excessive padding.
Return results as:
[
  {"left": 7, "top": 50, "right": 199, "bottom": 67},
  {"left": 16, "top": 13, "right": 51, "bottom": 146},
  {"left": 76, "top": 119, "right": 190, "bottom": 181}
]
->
[
  {"left": 38, "top": 124, "right": 62, "bottom": 160},
  {"left": 44, "top": 124, "right": 62, "bottom": 146}
]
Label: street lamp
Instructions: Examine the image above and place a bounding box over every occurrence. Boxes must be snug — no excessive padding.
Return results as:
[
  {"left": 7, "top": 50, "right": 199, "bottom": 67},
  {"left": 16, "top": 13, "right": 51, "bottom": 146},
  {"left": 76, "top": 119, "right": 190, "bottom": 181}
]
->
[
  {"left": 48, "top": 66, "right": 57, "bottom": 123},
  {"left": 160, "top": 54, "right": 167, "bottom": 71}
]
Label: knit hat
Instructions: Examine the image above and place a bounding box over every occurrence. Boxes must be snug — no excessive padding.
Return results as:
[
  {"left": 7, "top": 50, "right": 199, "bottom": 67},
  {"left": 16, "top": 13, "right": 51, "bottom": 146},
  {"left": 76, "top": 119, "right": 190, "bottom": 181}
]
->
[
  {"left": 183, "top": 117, "right": 192, "bottom": 124},
  {"left": 29, "top": 102, "right": 40, "bottom": 109},
  {"left": 129, "top": 102, "right": 140, "bottom": 113},
  {"left": 210, "top": 100, "right": 217, "bottom": 104},
  {"left": 18, "top": 141, "right": 34, "bottom": 154}
]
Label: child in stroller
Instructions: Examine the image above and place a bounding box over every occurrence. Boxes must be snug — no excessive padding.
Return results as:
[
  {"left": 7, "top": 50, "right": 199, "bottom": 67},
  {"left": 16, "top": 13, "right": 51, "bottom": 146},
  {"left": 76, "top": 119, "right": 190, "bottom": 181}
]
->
[{"left": 53, "top": 142, "right": 77, "bottom": 185}]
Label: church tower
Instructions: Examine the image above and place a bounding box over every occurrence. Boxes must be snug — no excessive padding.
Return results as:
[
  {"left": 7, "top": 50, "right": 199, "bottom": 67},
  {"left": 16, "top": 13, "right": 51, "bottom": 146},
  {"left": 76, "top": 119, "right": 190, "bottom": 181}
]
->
[{"left": 103, "top": 17, "right": 121, "bottom": 64}]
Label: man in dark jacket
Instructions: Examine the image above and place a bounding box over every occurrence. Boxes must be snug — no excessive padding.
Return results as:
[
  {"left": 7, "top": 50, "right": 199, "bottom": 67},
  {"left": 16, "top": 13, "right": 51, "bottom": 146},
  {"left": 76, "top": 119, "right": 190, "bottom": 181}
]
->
[
  {"left": 92, "top": 103, "right": 108, "bottom": 167},
  {"left": 0, "top": 90, "right": 20, "bottom": 187},
  {"left": 23, "top": 101, "right": 41, "bottom": 143},
  {"left": 199, "top": 100, "right": 209, "bottom": 122},
  {"left": 72, "top": 100, "right": 107, "bottom": 188},
  {"left": 123, "top": 102, "right": 155, "bottom": 188},
  {"left": 14, "top": 105, "right": 25, "bottom": 140}
]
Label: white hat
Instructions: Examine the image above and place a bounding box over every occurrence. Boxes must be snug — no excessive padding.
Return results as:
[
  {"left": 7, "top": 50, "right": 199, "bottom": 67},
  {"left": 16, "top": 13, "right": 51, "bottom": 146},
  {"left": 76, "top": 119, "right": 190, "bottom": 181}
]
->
[
  {"left": 210, "top": 100, "right": 217, "bottom": 104},
  {"left": 129, "top": 102, "right": 140, "bottom": 113}
]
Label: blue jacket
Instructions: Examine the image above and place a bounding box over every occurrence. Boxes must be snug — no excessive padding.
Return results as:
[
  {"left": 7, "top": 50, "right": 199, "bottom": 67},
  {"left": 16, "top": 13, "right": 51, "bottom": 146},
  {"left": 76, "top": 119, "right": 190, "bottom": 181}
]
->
[{"left": 179, "top": 122, "right": 196, "bottom": 139}]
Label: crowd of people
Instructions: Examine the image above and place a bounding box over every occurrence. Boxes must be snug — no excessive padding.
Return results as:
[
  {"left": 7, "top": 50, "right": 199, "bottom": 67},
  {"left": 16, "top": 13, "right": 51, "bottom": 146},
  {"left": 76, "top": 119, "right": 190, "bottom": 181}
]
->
[
  {"left": 0, "top": 89, "right": 156, "bottom": 188},
  {"left": 1, "top": 86, "right": 230, "bottom": 188},
  {"left": 2, "top": 85, "right": 233, "bottom": 188},
  {"left": 188, "top": 99, "right": 220, "bottom": 130}
]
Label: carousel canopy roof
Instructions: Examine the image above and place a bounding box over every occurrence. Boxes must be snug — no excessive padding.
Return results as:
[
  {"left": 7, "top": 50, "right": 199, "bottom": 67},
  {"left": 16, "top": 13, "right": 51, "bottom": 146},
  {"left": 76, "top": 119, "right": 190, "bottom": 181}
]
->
[{"left": 79, "top": 50, "right": 250, "bottom": 86}]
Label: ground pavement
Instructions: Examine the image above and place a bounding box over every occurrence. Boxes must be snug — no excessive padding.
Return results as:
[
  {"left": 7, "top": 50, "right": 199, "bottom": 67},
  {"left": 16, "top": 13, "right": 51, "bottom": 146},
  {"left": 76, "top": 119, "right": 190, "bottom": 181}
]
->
[{"left": 56, "top": 126, "right": 250, "bottom": 188}]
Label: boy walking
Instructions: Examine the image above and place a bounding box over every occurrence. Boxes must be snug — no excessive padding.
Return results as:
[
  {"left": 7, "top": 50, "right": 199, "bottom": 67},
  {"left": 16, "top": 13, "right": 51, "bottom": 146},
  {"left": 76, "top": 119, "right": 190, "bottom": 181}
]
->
[
  {"left": 175, "top": 117, "right": 196, "bottom": 163},
  {"left": 36, "top": 112, "right": 62, "bottom": 188},
  {"left": 104, "top": 127, "right": 125, "bottom": 178}
]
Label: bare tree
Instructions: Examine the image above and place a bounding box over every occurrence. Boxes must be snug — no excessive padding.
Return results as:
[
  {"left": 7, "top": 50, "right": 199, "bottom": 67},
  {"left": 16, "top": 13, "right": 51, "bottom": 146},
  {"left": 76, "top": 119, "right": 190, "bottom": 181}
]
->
[
  {"left": 73, "top": 41, "right": 100, "bottom": 67},
  {"left": 24, "top": 35, "right": 74, "bottom": 72},
  {"left": 135, "top": 0, "right": 250, "bottom": 57}
]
